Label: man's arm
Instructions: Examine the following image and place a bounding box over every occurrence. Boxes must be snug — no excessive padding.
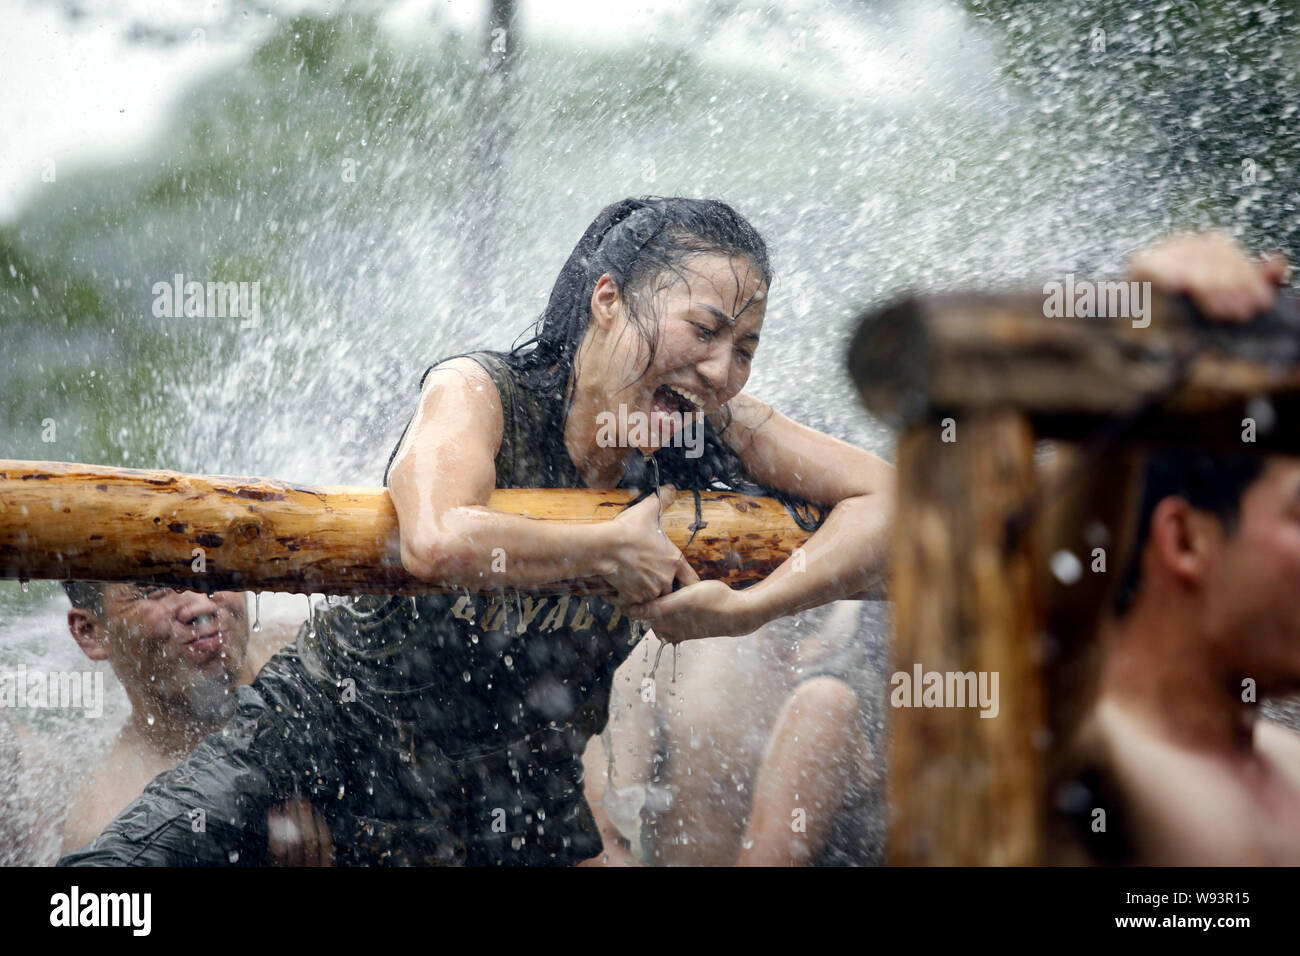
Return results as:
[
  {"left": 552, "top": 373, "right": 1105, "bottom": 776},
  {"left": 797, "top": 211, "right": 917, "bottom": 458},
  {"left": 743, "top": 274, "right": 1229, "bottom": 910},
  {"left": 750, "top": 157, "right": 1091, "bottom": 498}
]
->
[
  {"left": 737, "top": 676, "right": 870, "bottom": 866},
  {"left": 578, "top": 734, "right": 640, "bottom": 867}
]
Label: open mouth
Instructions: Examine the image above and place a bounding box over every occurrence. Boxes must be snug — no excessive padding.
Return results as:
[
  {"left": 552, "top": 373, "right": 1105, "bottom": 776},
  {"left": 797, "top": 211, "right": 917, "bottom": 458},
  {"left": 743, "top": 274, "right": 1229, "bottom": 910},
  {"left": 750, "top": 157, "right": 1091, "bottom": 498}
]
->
[{"left": 653, "top": 383, "right": 704, "bottom": 415}]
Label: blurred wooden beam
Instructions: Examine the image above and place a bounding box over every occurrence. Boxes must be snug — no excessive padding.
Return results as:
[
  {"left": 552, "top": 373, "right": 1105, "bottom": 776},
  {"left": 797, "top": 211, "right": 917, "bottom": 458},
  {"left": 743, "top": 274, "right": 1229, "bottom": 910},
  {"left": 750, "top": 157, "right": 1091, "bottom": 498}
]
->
[
  {"left": 886, "top": 411, "right": 1043, "bottom": 864},
  {"left": 849, "top": 289, "right": 1300, "bottom": 451}
]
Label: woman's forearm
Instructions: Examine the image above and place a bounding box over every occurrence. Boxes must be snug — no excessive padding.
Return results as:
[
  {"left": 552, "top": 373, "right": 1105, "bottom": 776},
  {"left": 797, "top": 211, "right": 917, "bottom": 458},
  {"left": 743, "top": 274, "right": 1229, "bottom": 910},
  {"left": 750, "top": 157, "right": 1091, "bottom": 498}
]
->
[
  {"left": 741, "top": 493, "right": 890, "bottom": 626},
  {"left": 397, "top": 504, "right": 616, "bottom": 590}
]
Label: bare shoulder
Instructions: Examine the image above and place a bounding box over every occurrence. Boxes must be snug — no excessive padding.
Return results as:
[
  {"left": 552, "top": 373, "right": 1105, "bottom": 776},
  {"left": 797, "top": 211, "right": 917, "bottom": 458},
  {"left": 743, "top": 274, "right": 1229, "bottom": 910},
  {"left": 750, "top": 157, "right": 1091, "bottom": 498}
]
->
[
  {"left": 1092, "top": 700, "right": 1261, "bottom": 863},
  {"left": 1257, "top": 718, "right": 1300, "bottom": 774},
  {"left": 395, "top": 356, "right": 505, "bottom": 461},
  {"left": 423, "top": 354, "right": 500, "bottom": 393},
  {"left": 421, "top": 355, "right": 504, "bottom": 417},
  {"left": 388, "top": 355, "right": 507, "bottom": 516},
  {"left": 61, "top": 735, "right": 157, "bottom": 854}
]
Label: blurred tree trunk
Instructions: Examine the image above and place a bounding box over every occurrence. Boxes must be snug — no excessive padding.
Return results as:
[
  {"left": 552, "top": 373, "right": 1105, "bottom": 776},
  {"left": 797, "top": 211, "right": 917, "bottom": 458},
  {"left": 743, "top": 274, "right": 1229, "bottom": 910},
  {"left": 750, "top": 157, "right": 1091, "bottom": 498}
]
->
[{"left": 451, "top": 0, "right": 519, "bottom": 329}]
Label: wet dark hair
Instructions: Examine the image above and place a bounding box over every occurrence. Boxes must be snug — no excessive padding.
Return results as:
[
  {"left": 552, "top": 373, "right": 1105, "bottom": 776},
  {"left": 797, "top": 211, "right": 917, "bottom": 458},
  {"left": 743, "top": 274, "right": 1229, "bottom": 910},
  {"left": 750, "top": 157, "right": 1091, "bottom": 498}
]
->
[
  {"left": 385, "top": 196, "right": 826, "bottom": 529},
  {"left": 502, "top": 196, "right": 771, "bottom": 417},
  {"left": 499, "top": 196, "right": 821, "bottom": 523},
  {"left": 61, "top": 581, "right": 106, "bottom": 617},
  {"left": 1113, "top": 449, "right": 1267, "bottom": 617}
]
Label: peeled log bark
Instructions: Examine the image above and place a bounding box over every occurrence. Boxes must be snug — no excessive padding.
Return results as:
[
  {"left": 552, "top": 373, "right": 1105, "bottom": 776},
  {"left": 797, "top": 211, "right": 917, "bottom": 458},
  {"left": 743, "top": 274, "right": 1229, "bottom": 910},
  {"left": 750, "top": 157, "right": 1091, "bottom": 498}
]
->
[{"left": 0, "top": 460, "right": 812, "bottom": 595}]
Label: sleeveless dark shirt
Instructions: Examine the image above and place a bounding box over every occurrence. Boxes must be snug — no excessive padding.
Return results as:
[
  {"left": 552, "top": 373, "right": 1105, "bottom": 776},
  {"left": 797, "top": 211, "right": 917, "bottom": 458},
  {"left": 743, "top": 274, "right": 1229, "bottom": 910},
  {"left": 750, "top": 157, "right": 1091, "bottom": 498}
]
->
[{"left": 297, "top": 351, "right": 644, "bottom": 863}]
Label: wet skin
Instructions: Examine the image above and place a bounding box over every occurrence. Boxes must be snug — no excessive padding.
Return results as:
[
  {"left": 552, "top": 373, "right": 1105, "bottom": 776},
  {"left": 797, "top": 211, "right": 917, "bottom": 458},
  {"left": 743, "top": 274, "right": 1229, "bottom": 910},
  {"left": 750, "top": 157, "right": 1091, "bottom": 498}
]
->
[
  {"left": 565, "top": 252, "right": 767, "bottom": 484},
  {"left": 69, "top": 585, "right": 253, "bottom": 718},
  {"left": 390, "top": 248, "right": 894, "bottom": 641},
  {"left": 62, "top": 587, "right": 329, "bottom": 862}
]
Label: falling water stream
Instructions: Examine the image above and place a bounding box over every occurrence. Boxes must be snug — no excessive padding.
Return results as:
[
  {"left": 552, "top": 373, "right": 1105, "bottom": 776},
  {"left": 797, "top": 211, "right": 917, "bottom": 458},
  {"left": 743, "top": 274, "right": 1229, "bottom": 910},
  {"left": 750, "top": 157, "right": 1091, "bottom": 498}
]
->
[{"left": 2, "top": 0, "right": 1299, "bottom": 864}]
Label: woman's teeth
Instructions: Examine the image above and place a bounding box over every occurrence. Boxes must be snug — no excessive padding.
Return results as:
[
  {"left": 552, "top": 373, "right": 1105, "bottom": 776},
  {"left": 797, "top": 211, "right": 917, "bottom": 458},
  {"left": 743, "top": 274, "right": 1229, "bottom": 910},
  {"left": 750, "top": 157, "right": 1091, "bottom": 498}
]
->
[{"left": 665, "top": 384, "right": 704, "bottom": 409}]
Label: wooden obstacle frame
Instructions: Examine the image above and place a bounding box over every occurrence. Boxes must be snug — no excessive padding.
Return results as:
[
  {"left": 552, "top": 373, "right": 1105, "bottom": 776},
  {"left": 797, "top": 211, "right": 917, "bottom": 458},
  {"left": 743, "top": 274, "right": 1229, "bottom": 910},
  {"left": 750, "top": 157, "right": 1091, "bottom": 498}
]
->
[{"left": 849, "top": 288, "right": 1300, "bottom": 864}]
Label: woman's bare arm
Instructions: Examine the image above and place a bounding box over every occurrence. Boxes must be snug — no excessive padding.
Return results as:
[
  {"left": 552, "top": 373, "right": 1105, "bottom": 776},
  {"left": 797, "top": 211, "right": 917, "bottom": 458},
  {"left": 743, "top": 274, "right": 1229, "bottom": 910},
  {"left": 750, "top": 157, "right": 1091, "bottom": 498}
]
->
[
  {"left": 623, "top": 394, "right": 892, "bottom": 640},
  {"left": 388, "top": 357, "right": 682, "bottom": 603},
  {"left": 715, "top": 392, "right": 894, "bottom": 625}
]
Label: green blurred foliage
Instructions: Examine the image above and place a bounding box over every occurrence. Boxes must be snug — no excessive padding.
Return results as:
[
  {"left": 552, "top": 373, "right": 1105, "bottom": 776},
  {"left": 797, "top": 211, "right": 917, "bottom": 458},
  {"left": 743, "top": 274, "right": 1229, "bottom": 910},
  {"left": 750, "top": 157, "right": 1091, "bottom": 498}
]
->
[{"left": 961, "top": 0, "right": 1300, "bottom": 253}]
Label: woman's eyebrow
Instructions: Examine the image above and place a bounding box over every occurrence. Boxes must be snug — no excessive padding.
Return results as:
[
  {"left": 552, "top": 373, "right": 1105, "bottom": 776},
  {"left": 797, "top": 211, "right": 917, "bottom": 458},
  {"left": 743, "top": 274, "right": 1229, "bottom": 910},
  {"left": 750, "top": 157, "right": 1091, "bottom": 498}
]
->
[{"left": 695, "top": 304, "right": 761, "bottom": 342}]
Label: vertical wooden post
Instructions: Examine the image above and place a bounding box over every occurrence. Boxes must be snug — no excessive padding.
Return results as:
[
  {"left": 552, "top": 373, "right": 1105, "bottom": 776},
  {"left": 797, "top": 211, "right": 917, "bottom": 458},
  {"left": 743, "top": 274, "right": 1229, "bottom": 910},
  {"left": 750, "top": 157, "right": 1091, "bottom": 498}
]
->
[
  {"left": 1034, "top": 443, "right": 1145, "bottom": 860},
  {"left": 887, "top": 410, "right": 1044, "bottom": 865}
]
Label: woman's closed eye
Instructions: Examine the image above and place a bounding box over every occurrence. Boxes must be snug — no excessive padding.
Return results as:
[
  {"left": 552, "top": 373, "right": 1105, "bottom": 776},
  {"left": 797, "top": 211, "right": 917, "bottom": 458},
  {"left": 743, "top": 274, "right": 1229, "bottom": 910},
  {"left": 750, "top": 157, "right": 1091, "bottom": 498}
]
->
[{"left": 691, "top": 320, "right": 753, "bottom": 363}]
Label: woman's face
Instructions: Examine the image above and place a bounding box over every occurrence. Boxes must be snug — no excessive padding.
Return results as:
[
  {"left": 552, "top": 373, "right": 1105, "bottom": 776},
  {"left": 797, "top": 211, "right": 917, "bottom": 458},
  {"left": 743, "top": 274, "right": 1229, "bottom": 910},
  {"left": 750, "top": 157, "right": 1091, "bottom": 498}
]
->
[{"left": 588, "top": 252, "right": 767, "bottom": 452}]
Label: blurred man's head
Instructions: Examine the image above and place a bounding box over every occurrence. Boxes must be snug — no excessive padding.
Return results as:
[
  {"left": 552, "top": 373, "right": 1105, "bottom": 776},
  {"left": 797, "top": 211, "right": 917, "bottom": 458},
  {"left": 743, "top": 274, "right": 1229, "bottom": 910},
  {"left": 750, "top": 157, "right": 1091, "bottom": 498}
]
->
[
  {"left": 1115, "top": 449, "right": 1300, "bottom": 692},
  {"left": 62, "top": 583, "right": 251, "bottom": 723}
]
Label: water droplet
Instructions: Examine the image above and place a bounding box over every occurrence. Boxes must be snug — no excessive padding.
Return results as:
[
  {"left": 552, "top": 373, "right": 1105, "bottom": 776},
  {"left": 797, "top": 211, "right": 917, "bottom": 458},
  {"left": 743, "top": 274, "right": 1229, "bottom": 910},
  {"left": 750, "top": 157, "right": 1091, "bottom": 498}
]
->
[
  {"left": 146, "top": 713, "right": 155, "bottom": 726},
  {"left": 463, "top": 671, "right": 471, "bottom": 682},
  {"left": 1050, "top": 549, "right": 1083, "bottom": 585},
  {"left": 228, "top": 850, "right": 240, "bottom": 863},
  {"left": 411, "top": 596, "right": 420, "bottom": 620},
  {"left": 19, "top": 579, "right": 29, "bottom": 593},
  {"left": 1084, "top": 521, "right": 1110, "bottom": 549},
  {"left": 252, "top": 592, "right": 262, "bottom": 632},
  {"left": 742, "top": 839, "right": 754, "bottom": 850},
  {"left": 1247, "top": 395, "right": 1277, "bottom": 434}
]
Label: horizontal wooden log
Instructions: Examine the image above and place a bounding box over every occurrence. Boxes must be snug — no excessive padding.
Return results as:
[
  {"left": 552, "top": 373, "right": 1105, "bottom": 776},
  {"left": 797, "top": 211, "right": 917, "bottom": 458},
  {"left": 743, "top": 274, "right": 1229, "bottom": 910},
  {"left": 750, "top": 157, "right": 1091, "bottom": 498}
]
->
[
  {"left": 0, "top": 460, "right": 813, "bottom": 596},
  {"left": 849, "top": 290, "right": 1300, "bottom": 451}
]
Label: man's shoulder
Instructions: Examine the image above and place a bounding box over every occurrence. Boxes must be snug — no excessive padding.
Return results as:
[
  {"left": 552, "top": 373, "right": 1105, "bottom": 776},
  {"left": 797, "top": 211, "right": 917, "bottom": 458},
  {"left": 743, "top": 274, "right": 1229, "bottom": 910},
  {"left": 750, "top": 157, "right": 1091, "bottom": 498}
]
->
[
  {"left": 1089, "top": 700, "right": 1295, "bottom": 862},
  {"left": 1257, "top": 717, "right": 1300, "bottom": 771},
  {"left": 61, "top": 728, "right": 157, "bottom": 852}
]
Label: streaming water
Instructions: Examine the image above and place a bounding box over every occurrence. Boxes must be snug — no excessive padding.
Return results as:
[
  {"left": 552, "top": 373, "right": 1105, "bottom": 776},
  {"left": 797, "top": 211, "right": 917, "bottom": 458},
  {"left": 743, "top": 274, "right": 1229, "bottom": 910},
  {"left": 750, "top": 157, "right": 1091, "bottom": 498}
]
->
[{"left": 2, "top": 0, "right": 1298, "bottom": 865}]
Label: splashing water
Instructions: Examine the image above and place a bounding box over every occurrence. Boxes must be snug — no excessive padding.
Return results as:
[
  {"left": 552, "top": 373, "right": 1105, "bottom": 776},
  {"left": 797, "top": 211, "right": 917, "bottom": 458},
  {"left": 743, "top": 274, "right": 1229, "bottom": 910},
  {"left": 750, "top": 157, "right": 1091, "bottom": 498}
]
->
[{"left": 2, "top": 0, "right": 1297, "bottom": 866}]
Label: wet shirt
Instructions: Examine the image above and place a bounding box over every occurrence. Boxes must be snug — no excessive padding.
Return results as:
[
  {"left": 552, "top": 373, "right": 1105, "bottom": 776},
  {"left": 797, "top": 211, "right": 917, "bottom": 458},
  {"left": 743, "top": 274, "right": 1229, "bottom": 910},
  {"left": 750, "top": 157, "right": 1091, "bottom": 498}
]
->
[{"left": 299, "top": 351, "right": 643, "bottom": 760}]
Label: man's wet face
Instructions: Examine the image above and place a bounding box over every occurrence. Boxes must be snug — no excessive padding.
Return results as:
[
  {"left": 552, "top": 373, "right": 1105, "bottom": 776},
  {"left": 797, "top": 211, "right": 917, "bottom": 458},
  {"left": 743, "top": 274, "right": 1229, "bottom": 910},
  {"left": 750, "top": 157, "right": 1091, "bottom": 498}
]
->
[
  {"left": 1208, "top": 457, "right": 1300, "bottom": 685},
  {"left": 96, "top": 585, "right": 250, "bottom": 718}
]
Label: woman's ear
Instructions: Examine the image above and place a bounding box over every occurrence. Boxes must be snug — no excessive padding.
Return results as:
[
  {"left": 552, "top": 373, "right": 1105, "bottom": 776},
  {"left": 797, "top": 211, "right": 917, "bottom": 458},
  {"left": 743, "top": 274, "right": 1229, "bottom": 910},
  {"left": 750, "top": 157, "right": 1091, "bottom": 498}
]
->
[
  {"left": 68, "top": 609, "right": 110, "bottom": 662},
  {"left": 589, "top": 274, "right": 621, "bottom": 331}
]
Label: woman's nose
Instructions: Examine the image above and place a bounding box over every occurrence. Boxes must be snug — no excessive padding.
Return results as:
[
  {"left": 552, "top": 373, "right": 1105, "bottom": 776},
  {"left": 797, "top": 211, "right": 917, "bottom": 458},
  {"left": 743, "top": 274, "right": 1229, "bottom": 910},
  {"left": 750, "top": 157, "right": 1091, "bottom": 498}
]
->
[{"left": 696, "top": 342, "right": 732, "bottom": 394}]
